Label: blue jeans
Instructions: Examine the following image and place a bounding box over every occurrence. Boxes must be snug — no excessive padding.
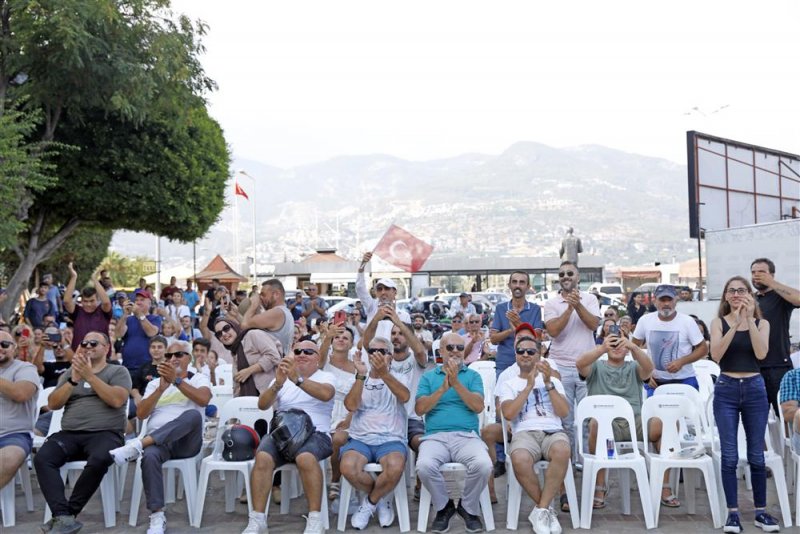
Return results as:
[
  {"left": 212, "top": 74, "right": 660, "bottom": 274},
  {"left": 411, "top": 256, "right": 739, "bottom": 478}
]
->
[{"left": 713, "top": 374, "right": 769, "bottom": 510}]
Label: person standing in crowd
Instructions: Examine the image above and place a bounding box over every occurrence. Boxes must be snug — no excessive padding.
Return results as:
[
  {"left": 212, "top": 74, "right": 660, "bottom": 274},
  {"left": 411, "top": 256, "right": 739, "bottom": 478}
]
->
[
  {"left": 464, "top": 313, "right": 487, "bottom": 363},
  {"left": 64, "top": 262, "right": 113, "bottom": 353},
  {"left": 43, "top": 274, "right": 64, "bottom": 322},
  {"left": 213, "top": 317, "right": 281, "bottom": 398},
  {"left": 241, "top": 279, "right": 295, "bottom": 357},
  {"left": 626, "top": 292, "right": 649, "bottom": 327},
  {"left": 183, "top": 280, "right": 200, "bottom": 324},
  {"left": 357, "top": 252, "right": 411, "bottom": 323},
  {"left": 751, "top": 258, "right": 800, "bottom": 415},
  {"left": 159, "top": 276, "right": 180, "bottom": 304},
  {"left": 449, "top": 292, "right": 476, "bottom": 318},
  {"left": 0, "top": 329, "right": 39, "bottom": 503},
  {"left": 410, "top": 313, "right": 433, "bottom": 354},
  {"left": 164, "top": 291, "right": 190, "bottom": 324},
  {"left": 491, "top": 271, "right": 543, "bottom": 375},
  {"left": 710, "top": 276, "right": 779, "bottom": 533},
  {"left": 116, "top": 289, "right": 163, "bottom": 379},
  {"left": 415, "top": 333, "right": 491, "bottom": 533},
  {"left": 34, "top": 331, "right": 131, "bottom": 534},
  {"left": 24, "top": 280, "right": 56, "bottom": 328},
  {"left": 302, "top": 285, "right": 328, "bottom": 322},
  {"left": 543, "top": 261, "right": 600, "bottom": 465}
]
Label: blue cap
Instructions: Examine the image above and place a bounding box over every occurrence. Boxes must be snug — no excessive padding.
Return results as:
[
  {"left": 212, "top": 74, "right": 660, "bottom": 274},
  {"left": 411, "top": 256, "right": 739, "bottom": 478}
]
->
[{"left": 654, "top": 285, "right": 677, "bottom": 299}]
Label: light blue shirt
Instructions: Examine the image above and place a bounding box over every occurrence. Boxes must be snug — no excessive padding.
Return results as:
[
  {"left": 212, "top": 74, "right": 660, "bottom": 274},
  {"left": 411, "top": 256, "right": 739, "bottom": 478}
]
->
[{"left": 416, "top": 365, "right": 484, "bottom": 435}]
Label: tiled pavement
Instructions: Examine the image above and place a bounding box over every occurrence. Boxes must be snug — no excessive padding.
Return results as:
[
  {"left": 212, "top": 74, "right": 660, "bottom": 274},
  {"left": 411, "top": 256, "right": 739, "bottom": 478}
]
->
[{"left": 3, "top": 465, "right": 796, "bottom": 533}]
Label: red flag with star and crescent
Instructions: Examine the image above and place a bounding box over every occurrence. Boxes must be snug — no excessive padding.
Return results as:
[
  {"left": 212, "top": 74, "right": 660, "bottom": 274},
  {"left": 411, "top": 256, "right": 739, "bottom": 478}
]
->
[
  {"left": 373, "top": 225, "right": 433, "bottom": 272},
  {"left": 234, "top": 182, "right": 249, "bottom": 200}
]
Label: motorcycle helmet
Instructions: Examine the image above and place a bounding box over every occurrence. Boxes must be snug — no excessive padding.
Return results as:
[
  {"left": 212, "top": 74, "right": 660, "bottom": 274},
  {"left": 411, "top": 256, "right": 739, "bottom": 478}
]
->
[
  {"left": 221, "top": 424, "right": 260, "bottom": 461},
  {"left": 270, "top": 409, "right": 314, "bottom": 461}
]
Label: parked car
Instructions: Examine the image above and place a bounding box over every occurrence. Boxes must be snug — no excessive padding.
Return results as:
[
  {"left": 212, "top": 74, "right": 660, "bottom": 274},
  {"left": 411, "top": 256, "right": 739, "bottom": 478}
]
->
[
  {"left": 473, "top": 291, "right": 509, "bottom": 307},
  {"left": 588, "top": 283, "right": 624, "bottom": 297},
  {"left": 325, "top": 297, "right": 360, "bottom": 319}
]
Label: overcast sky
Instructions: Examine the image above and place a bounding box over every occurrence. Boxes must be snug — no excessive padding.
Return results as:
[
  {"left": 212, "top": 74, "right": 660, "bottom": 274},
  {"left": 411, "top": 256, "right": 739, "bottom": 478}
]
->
[{"left": 171, "top": 0, "right": 799, "bottom": 168}]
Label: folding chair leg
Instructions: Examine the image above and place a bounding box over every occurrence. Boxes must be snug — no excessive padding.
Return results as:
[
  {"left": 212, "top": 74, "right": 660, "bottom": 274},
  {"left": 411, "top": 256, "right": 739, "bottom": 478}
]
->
[{"left": 394, "top": 472, "right": 410, "bottom": 533}]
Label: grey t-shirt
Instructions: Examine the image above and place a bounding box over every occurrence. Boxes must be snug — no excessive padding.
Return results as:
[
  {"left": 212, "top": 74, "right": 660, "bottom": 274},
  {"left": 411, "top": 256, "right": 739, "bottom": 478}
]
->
[
  {"left": 268, "top": 307, "right": 295, "bottom": 357},
  {"left": 0, "top": 360, "right": 39, "bottom": 438},
  {"left": 57, "top": 364, "right": 132, "bottom": 433},
  {"left": 584, "top": 359, "right": 642, "bottom": 416}
]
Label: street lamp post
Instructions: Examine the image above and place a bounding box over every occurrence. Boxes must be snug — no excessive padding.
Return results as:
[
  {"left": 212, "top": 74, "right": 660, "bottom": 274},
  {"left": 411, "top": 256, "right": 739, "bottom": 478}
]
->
[{"left": 237, "top": 170, "right": 258, "bottom": 284}]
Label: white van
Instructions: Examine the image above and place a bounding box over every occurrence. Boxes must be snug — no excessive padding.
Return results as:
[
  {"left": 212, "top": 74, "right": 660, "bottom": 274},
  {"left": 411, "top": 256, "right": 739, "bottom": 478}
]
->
[{"left": 588, "top": 283, "right": 624, "bottom": 296}]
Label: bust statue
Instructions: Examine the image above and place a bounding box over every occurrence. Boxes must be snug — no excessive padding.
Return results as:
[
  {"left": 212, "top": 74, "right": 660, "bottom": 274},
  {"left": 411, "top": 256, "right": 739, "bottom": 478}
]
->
[{"left": 559, "top": 227, "right": 583, "bottom": 264}]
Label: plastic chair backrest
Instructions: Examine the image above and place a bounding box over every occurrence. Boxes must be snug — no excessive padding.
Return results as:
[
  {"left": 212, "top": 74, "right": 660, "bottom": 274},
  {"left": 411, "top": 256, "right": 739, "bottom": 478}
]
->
[
  {"left": 216, "top": 364, "right": 233, "bottom": 386},
  {"left": 653, "top": 383, "right": 708, "bottom": 429},
  {"left": 469, "top": 361, "right": 496, "bottom": 421},
  {"left": 642, "top": 395, "right": 702, "bottom": 457},
  {"left": 37, "top": 386, "right": 54, "bottom": 414},
  {"left": 693, "top": 359, "right": 720, "bottom": 378},
  {"left": 576, "top": 395, "right": 641, "bottom": 458},
  {"left": 431, "top": 340, "right": 441, "bottom": 363},
  {"left": 211, "top": 397, "right": 271, "bottom": 457},
  {"left": 776, "top": 388, "right": 791, "bottom": 445}
]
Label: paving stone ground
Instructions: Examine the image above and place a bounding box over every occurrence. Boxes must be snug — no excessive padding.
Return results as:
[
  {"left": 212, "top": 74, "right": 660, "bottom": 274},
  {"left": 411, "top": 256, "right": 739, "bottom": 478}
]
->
[{"left": 3, "top": 462, "right": 796, "bottom": 533}]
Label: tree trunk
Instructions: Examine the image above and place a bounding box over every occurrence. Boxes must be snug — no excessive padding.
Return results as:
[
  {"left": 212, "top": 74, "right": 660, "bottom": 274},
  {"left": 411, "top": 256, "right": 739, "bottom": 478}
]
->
[{"left": 0, "top": 213, "right": 81, "bottom": 320}]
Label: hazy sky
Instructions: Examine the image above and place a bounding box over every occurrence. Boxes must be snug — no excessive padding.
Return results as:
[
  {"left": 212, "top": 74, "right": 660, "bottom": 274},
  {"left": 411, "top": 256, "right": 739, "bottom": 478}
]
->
[{"left": 171, "top": 0, "right": 799, "bottom": 167}]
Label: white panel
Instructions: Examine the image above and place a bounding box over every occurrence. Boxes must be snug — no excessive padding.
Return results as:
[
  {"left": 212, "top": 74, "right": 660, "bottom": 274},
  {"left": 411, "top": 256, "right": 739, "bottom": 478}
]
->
[
  {"left": 783, "top": 199, "right": 800, "bottom": 218},
  {"left": 698, "top": 150, "right": 726, "bottom": 187},
  {"left": 755, "top": 151, "right": 780, "bottom": 172},
  {"left": 756, "top": 195, "right": 781, "bottom": 223},
  {"left": 728, "top": 144, "right": 753, "bottom": 165},
  {"left": 782, "top": 177, "right": 800, "bottom": 200},
  {"left": 728, "top": 159, "right": 753, "bottom": 192},
  {"left": 698, "top": 186, "right": 728, "bottom": 231},
  {"left": 755, "top": 168, "right": 780, "bottom": 195},
  {"left": 728, "top": 192, "right": 755, "bottom": 227}
]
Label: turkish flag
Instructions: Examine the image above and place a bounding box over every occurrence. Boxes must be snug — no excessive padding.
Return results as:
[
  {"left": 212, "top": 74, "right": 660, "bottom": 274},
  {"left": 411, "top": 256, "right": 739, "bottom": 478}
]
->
[
  {"left": 234, "top": 182, "right": 249, "bottom": 200},
  {"left": 373, "top": 225, "right": 433, "bottom": 272}
]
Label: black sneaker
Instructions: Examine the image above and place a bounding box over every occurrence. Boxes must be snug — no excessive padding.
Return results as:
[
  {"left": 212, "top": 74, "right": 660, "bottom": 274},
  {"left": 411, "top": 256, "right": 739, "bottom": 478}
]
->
[
  {"left": 431, "top": 500, "right": 456, "bottom": 533},
  {"left": 492, "top": 460, "right": 506, "bottom": 478},
  {"left": 724, "top": 512, "right": 742, "bottom": 533},
  {"left": 754, "top": 511, "right": 780, "bottom": 532},
  {"left": 456, "top": 501, "right": 484, "bottom": 533}
]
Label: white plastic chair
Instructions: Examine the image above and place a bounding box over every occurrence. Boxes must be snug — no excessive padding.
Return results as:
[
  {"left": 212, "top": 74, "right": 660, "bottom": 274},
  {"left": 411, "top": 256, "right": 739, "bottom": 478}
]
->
[
  {"left": 575, "top": 395, "right": 655, "bottom": 529},
  {"left": 792, "top": 447, "right": 800, "bottom": 526},
  {"left": 127, "top": 416, "right": 201, "bottom": 527},
  {"left": 692, "top": 359, "right": 720, "bottom": 379},
  {"left": 336, "top": 464, "right": 410, "bottom": 532},
  {"left": 32, "top": 386, "right": 56, "bottom": 450},
  {"left": 216, "top": 364, "right": 233, "bottom": 388},
  {"left": 417, "top": 462, "right": 495, "bottom": 532},
  {"left": 211, "top": 384, "right": 234, "bottom": 411},
  {"left": 500, "top": 413, "right": 580, "bottom": 530},
  {"left": 776, "top": 388, "right": 795, "bottom": 490},
  {"left": 193, "top": 397, "right": 271, "bottom": 527},
  {"left": 0, "top": 461, "right": 35, "bottom": 527},
  {"left": 641, "top": 396, "right": 721, "bottom": 528},
  {"left": 468, "top": 360, "right": 496, "bottom": 428}
]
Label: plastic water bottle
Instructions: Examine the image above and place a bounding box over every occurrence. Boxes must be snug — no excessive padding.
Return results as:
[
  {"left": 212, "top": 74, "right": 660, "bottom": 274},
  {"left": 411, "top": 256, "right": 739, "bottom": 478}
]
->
[{"left": 606, "top": 438, "right": 615, "bottom": 459}]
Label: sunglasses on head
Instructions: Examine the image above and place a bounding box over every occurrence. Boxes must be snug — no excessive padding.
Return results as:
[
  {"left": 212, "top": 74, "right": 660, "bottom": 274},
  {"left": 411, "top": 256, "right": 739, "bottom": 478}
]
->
[
  {"left": 558, "top": 270, "right": 575, "bottom": 278},
  {"left": 293, "top": 348, "right": 318, "bottom": 356},
  {"left": 367, "top": 348, "right": 387, "bottom": 355},
  {"left": 80, "top": 340, "right": 103, "bottom": 348},
  {"left": 515, "top": 347, "right": 538, "bottom": 356},
  {"left": 445, "top": 344, "right": 465, "bottom": 352},
  {"left": 165, "top": 351, "right": 189, "bottom": 359},
  {"left": 365, "top": 382, "right": 385, "bottom": 391},
  {"left": 214, "top": 324, "right": 233, "bottom": 338},
  {"left": 0, "top": 340, "right": 15, "bottom": 349}
]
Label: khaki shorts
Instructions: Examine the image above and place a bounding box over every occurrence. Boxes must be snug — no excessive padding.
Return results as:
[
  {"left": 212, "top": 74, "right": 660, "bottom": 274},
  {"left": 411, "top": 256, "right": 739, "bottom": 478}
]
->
[
  {"left": 611, "top": 414, "right": 643, "bottom": 443},
  {"left": 509, "top": 430, "right": 570, "bottom": 462}
]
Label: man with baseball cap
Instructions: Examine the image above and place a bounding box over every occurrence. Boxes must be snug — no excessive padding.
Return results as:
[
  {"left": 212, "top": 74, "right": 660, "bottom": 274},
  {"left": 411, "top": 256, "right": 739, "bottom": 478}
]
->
[
  {"left": 448, "top": 292, "right": 476, "bottom": 319},
  {"left": 357, "top": 252, "right": 410, "bottom": 324},
  {"left": 115, "top": 288, "right": 163, "bottom": 379},
  {"left": 632, "top": 283, "right": 707, "bottom": 508}
]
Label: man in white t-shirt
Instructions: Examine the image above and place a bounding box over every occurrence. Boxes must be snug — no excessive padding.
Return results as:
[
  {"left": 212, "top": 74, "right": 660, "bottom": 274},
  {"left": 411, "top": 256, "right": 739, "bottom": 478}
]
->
[
  {"left": 356, "top": 252, "right": 411, "bottom": 324},
  {"left": 499, "top": 331, "right": 570, "bottom": 534},
  {"left": 340, "top": 337, "right": 411, "bottom": 530},
  {"left": 243, "top": 340, "right": 336, "bottom": 534},
  {"left": 108, "top": 341, "right": 211, "bottom": 534}
]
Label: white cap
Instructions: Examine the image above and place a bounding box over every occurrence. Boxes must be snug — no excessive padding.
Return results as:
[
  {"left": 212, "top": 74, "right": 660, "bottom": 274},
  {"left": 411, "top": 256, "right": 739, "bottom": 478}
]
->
[{"left": 375, "top": 278, "right": 397, "bottom": 290}]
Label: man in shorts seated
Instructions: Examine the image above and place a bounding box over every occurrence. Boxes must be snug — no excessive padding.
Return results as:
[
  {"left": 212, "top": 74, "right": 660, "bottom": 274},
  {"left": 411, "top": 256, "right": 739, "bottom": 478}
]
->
[
  {"left": 577, "top": 330, "right": 654, "bottom": 509},
  {"left": 499, "top": 328, "right": 570, "bottom": 534}
]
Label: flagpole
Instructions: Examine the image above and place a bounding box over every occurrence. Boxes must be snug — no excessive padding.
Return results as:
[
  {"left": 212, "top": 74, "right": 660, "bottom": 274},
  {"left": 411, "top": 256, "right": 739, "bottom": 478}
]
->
[
  {"left": 237, "top": 170, "right": 257, "bottom": 285},
  {"left": 233, "top": 180, "right": 239, "bottom": 273}
]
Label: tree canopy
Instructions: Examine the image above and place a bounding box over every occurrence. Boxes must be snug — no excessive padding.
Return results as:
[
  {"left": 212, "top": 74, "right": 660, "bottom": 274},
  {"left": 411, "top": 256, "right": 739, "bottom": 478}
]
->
[{"left": 0, "top": 0, "right": 230, "bottom": 319}]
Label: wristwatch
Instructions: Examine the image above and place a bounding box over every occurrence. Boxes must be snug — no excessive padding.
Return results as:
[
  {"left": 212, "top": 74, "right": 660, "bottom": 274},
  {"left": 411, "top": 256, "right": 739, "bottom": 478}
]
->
[
  {"left": 545, "top": 383, "right": 555, "bottom": 392},
  {"left": 174, "top": 376, "right": 183, "bottom": 386},
  {"left": 354, "top": 372, "right": 367, "bottom": 381},
  {"left": 67, "top": 377, "right": 79, "bottom": 386},
  {"left": 295, "top": 376, "right": 305, "bottom": 387}
]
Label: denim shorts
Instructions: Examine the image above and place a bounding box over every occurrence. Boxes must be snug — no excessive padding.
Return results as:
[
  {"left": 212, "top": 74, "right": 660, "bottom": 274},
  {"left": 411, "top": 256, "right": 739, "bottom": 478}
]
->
[
  {"left": 644, "top": 376, "right": 699, "bottom": 397},
  {"left": 340, "top": 438, "right": 408, "bottom": 463},
  {"left": 407, "top": 418, "right": 425, "bottom": 442},
  {"left": 257, "top": 430, "right": 333, "bottom": 468},
  {"left": 0, "top": 432, "right": 33, "bottom": 457}
]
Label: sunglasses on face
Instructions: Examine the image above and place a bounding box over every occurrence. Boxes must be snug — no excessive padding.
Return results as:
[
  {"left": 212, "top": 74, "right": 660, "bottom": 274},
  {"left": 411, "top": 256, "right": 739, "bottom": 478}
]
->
[
  {"left": 80, "top": 340, "right": 103, "bottom": 348},
  {"left": 726, "top": 288, "right": 748, "bottom": 295},
  {"left": 214, "top": 324, "right": 233, "bottom": 338},
  {"left": 558, "top": 270, "right": 575, "bottom": 278},
  {"left": 604, "top": 313, "right": 615, "bottom": 317},
  {"left": 165, "top": 351, "right": 189, "bottom": 360},
  {"left": 0, "top": 340, "right": 15, "bottom": 349},
  {"left": 445, "top": 344, "right": 465, "bottom": 352},
  {"left": 467, "top": 320, "right": 481, "bottom": 324},
  {"left": 515, "top": 348, "right": 538, "bottom": 356},
  {"left": 293, "top": 348, "right": 318, "bottom": 356},
  {"left": 367, "top": 348, "right": 387, "bottom": 355}
]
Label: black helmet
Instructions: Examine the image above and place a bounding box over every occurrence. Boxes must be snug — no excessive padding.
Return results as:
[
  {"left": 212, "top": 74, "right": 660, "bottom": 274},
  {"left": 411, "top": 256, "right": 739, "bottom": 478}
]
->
[
  {"left": 269, "top": 409, "right": 314, "bottom": 461},
  {"left": 221, "top": 424, "right": 260, "bottom": 461}
]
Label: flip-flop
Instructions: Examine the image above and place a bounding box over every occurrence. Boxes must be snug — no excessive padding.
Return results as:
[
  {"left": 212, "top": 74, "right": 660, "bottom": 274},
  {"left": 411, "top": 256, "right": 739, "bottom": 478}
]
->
[
  {"left": 593, "top": 485, "right": 608, "bottom": 509},
  {"left": 560, "top": 493, "right": 570, "bottom": 513},
  {"left": 660, "top": 494, "right": 681, "bottom": 508}
]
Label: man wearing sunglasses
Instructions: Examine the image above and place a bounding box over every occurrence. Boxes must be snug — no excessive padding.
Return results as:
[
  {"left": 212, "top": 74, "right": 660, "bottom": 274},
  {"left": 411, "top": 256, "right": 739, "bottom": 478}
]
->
[
  {"left": 499, "top": 331, "right": 570, "bottom": 534},
  {"left": 415, "top": 333, "right": 492, "bottom": 533},
  {"left": 34, "top": 331, "right": 131, "bottom": 534},
  {"left": 340, "top": 337, "right": 411, "bottom": 529},
  {"left": 0, "top": 330, "right": 39, "bottom": 509},
  {"left": 116, "top": 288, "right": 162, "bottom": 380},
  {"left": 108, "top": 341, "right": 211, "bottom": 534},
  {"left": 543, "top": 261, "right": 600, "bottom": 466},
  {"left": 243, "top": 340, "right": 336, "bottom": 534}
]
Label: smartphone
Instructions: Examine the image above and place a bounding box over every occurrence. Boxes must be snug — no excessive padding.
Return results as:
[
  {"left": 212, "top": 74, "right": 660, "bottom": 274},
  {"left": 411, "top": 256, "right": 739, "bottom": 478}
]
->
[
  {"left": 334, "top": 310, "right": 347, "bottom": 326},
  {"left": 46, "top": 332, "right": 62, "bottom": 344},
  {"left": 608, "top": 325, "right": 620, "bottom": 336}
]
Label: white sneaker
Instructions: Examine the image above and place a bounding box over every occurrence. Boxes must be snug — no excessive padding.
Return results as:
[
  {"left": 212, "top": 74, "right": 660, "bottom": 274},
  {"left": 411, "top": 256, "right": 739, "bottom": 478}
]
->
[
  {"left": 351, "top": 497, "right": 376, "bottom": 530},
  {"left": 377, "top": 494, "right": 395, "bottom": 527},
  {"left": 242, "top": 511, "right": 268, "bottom": 534},
  {"left": 109, "top": 438, "right": 143, "bottom": 465},
  {"left": 303, "top": 511, "right": 325, "bottom": 534},
  {"left": 529, "top": 506, "right": 551, "bottom": 534},
  {"left": 146, "top": 511, "right": 166, "bottom": 534},
  {"left": 548, "top": 508, "right": 562, "bottom": 534}
]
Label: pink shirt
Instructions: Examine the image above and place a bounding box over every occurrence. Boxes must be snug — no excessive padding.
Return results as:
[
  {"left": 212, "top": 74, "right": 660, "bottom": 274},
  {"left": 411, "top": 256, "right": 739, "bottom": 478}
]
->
[
  {"left": 543, "top": 291, "right": 600, "bottom": 368},
  {"left": 464, "top": 332, "right": 484, "bottom": 364}
]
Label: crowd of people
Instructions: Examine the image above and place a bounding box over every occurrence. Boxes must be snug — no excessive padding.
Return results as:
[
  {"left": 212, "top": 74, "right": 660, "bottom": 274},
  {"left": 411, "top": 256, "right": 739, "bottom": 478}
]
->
[{"left": 0, "top": 254, "right": 799, "bottom": 534}]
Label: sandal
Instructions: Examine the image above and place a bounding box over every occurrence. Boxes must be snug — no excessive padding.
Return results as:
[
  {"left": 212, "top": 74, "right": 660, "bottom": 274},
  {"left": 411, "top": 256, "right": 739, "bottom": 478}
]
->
[
  {"left": 593, "top": 485, "right": 608, "bottom": 509},
  {"left": 660, "top": 493, "right": 680, "bottom": 508},
  {"left": 328, "top": 482, "right": 340, "bottom": 501},
  {"left": 560, "top": 493, "right": 570, "bottom": 513}
]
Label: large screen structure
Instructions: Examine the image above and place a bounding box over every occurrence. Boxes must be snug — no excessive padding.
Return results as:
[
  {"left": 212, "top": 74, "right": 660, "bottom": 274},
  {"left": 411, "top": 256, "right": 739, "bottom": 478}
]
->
[{"left": 687, "top": 131, "right": 800, "bottom": 239}]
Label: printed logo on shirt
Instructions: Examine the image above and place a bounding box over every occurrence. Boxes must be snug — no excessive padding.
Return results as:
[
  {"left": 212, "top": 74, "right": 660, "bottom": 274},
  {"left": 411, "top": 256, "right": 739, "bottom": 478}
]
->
[{"left": 650, "top": 330, "right": 680, "bottom": 371}]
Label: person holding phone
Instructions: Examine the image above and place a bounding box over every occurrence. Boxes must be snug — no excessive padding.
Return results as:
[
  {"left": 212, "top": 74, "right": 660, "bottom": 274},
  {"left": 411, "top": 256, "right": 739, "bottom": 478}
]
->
[{"left": 710, "top": 276, "right": 778, "bottom": 533}]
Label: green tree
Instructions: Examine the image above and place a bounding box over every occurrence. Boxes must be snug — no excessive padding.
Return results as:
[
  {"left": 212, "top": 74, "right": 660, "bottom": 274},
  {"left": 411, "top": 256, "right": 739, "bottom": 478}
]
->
[
  {"left": 97, "top": 251, "right": 156, "bottom": 288},
  {"left": 0, "top": 0, "right": 230, "bottom": 319}
]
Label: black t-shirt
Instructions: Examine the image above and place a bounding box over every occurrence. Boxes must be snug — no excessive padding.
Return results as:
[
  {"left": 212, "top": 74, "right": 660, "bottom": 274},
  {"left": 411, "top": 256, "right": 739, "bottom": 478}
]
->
[
  {"left": 42, "top": 361, "right": 72, "bottom": 388},
  {"left": 133, "top": 363, "right": 160, "bottom": 395},
  {"left": 756, "top": 290, "right": 800, "bottom": 368}
]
